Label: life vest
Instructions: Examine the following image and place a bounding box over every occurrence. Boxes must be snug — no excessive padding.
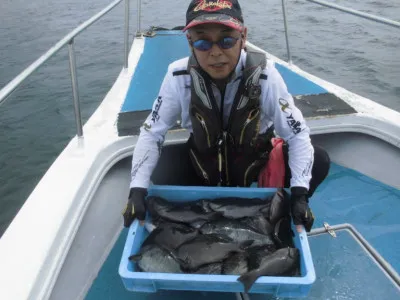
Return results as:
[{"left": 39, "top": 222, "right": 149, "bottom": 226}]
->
[{"left": 187, "top": 51, "right": 273, "bottom": 187}]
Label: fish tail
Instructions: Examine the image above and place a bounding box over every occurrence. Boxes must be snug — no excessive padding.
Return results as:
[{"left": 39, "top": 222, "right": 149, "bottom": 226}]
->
[
  {"left": 128, "top": 254, "right": 142, "bottom": 262},
  {"left": 237, "top": 270, "right": 260, "bottom": 293},
  {"left": 239, "top": 240, "right": 254, "bottom": 250}
]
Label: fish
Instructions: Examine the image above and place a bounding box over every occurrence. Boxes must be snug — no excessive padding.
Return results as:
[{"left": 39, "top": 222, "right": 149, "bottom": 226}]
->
[
  {"left": 129, "top": 244, "right": 183, "bottom": 274},
  {"left": 141, "top": 221, "right": 199, "bottom": 253},
  {"left": 174, "top": 234, "right": 253, "bottom": 271},
  {"left": 246, "top": 244, "right": 278, "bottom": 270},
  {"left": 147, "top": 196, "right": 222, "bottom": 224},
  {"left": 203, "top": 197, "right": 270, "bottom": 219},
  {"left": 222, "top": 252, "right": 248, "bottom": 275},
  {"left": 200, "top": 218, "right": 276, "bottom": 246},
  {"left": 240, "top": 214, "right": 274, "bottom": 236},
  {"left": 273, "top": 216, "right": 294, "bottom": 248},
  {"left": 238, "top": 247, "right": 300, "bottom": 292},
  {"left": 269, "top": 189, "right": 290, "bottom": 225},
  {"left": 192, "top": 262, "right": 223, "bottom": 275}
]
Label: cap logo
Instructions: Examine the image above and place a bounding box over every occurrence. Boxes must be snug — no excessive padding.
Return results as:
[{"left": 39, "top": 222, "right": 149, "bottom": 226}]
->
[{"left": 194, "top": 0, "right": 232, "bottom": 12}]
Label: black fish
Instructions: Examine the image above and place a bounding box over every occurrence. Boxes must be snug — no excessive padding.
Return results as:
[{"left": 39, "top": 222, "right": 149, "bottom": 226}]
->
[
  {"left": 273, "top": 216, "right": 294, "bottom": 248},
  {"left": 240, "top": 214, "right": 274, "bottom": 236},
  {"left": 200, "top": 219, "right": 275, "bottom": 246},
  {"left": 174, "top": 234, "right": 253, "bottom": 271},
  {"left": 204, "top": 197, "right": 270, "bottom": 219},
  {"left": 147, "top": 196, "right": 221, "bottom": 224},
  {"left": 192, "top": 263, "right": 223, "bottom": 275},
  {"left": 246, "top": 244, "right": 278, "bottom": 270},
  {"left": 222, "top": 252, "right": 248, "bottom": 275},
  {"left": 142, "top": 222, "right": 199, "bottom": 253},
  {"left": 129, "top": 244, "right": 183, "bottom": 274},
  {"left": 269, "top": 189, "right": 290, "bottom": 225},
  {"left": 238, "top": 247, "right": 300, "bottom": 292}
]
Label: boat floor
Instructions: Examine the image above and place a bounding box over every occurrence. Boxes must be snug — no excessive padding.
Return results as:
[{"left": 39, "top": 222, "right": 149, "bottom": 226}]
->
[{"left": 85, "top": 163, "right": 400, "bottom": 299}]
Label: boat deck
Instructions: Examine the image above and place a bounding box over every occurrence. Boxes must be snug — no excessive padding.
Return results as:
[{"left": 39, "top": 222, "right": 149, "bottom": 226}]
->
[
  {"left": 85, "top": 163, "right": 400, "bottom": 299},
  {"left": 117, "top": 31, "right": 356, "bottom": 136}
]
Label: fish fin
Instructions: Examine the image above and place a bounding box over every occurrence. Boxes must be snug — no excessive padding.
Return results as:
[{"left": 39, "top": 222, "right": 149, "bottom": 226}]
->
[
  {"left": 237, "top": 270, "right": 260, "bottom": 293},
  {"left": 128, "top": 254, "right": 142, "bottom": 262},
  {"left": 259, "top": 205, "right": 270, "bottom": 214},
  {"left": 169, "top": 250, "right": 187, "bottom": 267},
  {"left": 239, "top": 240, "right": 254, "bottom": 250},
  {"left": 273, "top": 218, "right": 284, "bottom": 247}
]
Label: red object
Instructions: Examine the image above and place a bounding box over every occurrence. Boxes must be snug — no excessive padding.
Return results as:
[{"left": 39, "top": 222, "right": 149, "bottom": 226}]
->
[{"left": 258, "top": 138, "right": 286, "bottom": 188}]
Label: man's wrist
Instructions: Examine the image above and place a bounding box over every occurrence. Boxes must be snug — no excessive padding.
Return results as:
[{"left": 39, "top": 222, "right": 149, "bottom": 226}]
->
[
  {"left": 291, "top": 186, "right": 308, "bottom": 197},
  {"left": 129, "top": 187, "right": 148, "bottom": 199}
]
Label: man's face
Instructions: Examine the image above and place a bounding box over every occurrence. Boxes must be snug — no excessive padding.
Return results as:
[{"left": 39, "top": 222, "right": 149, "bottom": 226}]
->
[{"left": 188, "top": 23, "right": 247, "bottom": 81}]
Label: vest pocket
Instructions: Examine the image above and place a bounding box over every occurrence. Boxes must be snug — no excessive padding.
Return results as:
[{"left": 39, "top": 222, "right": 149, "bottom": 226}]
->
[
  {"left": 190, "top": 105, "right": 217, "bottom": 152},
  {"left": 239, "top": 108, "right": 261, "bottom": 145},
  {"left": 189, "top": 148, "right": 221, "bottom": 186},
  {"left": 194, "top": 112, "right": 211, "bottom": 148},
  {"left": 230, "top": 154, "right": 267, "bottom": 187},
  {"left": 244, "top": 159, "right": 264, "bottom": 187}
]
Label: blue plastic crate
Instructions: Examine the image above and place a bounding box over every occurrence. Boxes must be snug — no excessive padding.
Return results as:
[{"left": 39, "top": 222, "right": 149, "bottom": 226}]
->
[{"left": 119, "top": 186, "right": 315, "bottom": 298}]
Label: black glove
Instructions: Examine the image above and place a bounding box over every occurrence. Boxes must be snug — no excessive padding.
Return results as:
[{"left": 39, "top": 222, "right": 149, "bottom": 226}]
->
[
  {"left": 122, "top": 187, "right": 147, "bottom": 228},
  {"left": 290, "top": 187, "right": 314, "bottom": 232}
]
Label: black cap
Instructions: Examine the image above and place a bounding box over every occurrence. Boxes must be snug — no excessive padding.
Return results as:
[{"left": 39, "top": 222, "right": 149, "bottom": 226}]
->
[{"left": 183, "top": 0, "right": 244, "bottom": 32}]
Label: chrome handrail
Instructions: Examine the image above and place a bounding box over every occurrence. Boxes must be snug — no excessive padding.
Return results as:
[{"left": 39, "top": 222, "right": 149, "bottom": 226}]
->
[
  {"left": 309, "top": 223, "right": 400, "bottom": 287},
  {"left": 124, "top": 0, "right": 130, "bottom": 69},
  {"left": 281, "top": 0, "right": 292, "bottom": 65},
  {"left": 0, "top": 0, "right": 131, "bottom": 137},
  {"left": 307, "top": 0, "right": 400, "bottom": 29},
  {"left": 281, "top": 0, "right": 400, "bottom": 64},
  {"left": 137, "top": 0, "right": 142, "bottom": 34}
]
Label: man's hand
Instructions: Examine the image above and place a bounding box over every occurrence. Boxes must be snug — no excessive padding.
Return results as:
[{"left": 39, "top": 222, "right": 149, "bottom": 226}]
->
[
  {"left": 122, "top": 187, "right": 147, "bottom": 228},
  {"left": 291, "top": 187, "right": 314, "bottom": 233}
]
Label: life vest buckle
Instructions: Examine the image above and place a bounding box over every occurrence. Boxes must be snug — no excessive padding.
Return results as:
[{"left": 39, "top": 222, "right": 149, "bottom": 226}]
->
[{"left": 247, "top": 84, "right": 262, "bottom": 100}]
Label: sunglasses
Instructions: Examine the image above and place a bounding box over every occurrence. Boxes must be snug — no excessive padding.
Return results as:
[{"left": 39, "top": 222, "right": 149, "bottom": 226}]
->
[{"left": 191, "top": 36, "right": 240, "bottom": 51}]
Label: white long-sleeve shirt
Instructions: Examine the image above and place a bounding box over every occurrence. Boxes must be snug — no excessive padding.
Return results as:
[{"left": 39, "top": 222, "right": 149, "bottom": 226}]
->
[{"left": 130, "top": 50, "right": 314, "bottom": 190}]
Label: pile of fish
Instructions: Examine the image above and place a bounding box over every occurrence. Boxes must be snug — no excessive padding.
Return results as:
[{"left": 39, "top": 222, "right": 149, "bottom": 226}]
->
[{"left": 128, "top": 189, "right": 300, "bottom": 292}]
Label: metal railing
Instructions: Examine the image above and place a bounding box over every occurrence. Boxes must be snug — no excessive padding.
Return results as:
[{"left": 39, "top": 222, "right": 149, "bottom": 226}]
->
[
  {"left": 281, "top": 0, "right": 400, "bottom": 64},
  {"left": 0, "top": 0, "right": 138, "bottom": 137},
  {"left": 309, "top": 223, "right": 400, "bottom": 287}
]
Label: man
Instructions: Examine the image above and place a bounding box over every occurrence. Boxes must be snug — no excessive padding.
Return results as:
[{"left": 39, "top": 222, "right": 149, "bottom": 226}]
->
[{"left": 123, "top": 0, "right": 330, "bottom": 232}]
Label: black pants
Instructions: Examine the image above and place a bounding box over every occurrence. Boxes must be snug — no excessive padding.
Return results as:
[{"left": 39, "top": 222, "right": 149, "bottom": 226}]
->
[{"left": 151, "top": 141, "right": 330, "bottom": 198}]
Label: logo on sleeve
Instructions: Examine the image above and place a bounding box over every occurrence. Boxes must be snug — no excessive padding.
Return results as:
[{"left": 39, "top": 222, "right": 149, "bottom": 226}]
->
[
  {"left": 279, "top": 98, "right": 291, "bottom": 113},
  {"left": 279, "top": 98, "right": 302, "bottom": 134},
  {"left": 131, "top": 151, "right": 150, "bottom": 181},
  {"left": 287, "top": 115, "right": 302, "bottom": 134},
  {"left": 151, "top": 96, "right": 163, "bottom": 123},
  {"left": 143, "top": 122, "right": 152, "bottom": 131}
]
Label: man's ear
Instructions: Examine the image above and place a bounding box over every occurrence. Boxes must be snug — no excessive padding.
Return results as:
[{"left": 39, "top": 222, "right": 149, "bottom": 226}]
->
[
  {"left": 241, "top": 27, "right": 248, "bottom": 49},
  {"left": 186, "top": 33, "right": 194, "bottom": 52}
]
